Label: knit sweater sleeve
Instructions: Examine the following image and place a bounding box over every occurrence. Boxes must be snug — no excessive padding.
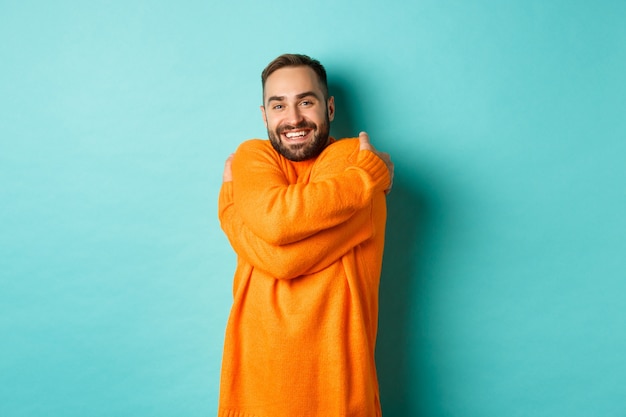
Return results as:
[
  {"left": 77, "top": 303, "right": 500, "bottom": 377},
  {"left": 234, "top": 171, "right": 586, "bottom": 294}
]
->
[
  {"left": 231, "top": 139, "right": 390, "bottom": 245},
  {"left": 219, "top": 181, "right": 374, "bottom": 279}
]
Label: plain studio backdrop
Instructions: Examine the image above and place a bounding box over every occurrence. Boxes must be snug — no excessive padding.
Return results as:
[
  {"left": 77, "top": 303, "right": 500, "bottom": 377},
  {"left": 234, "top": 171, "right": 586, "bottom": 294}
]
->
[{"left": 1, "top": 1, "right": 625, "bottom": 416}]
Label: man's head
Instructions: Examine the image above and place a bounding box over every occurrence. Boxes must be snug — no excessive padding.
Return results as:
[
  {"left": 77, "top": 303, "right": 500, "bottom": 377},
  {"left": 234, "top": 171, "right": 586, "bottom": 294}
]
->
[{"left": 260, "top": 54, "right": 335, "bottom": 161}]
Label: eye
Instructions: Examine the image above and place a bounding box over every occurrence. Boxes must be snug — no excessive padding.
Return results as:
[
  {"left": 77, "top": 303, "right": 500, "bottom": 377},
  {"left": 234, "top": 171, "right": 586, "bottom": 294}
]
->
[
  {"left": 300, "top": 100, "right": 313, "bottom": 107},
  {"left": 272, "top": 104, "right": 284, "bottom": 110}
]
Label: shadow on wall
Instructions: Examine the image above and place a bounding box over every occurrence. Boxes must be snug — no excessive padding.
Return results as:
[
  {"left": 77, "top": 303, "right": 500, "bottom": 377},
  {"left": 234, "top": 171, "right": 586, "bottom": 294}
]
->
[
  {"left": 329, "top": 79, "right": 432, "bottom": 416},
  {"left": 376, "top": 176, "right": 430, "bottom": 417},
  {"left": 329, "top": 81, "right": 357, "bottom": 140}
]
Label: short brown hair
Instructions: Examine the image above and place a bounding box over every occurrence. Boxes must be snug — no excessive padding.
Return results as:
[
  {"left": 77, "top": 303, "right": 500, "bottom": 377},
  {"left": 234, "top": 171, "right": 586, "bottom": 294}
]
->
[{"left": 261, "top": 53, "right": 329, "bottom": 101}]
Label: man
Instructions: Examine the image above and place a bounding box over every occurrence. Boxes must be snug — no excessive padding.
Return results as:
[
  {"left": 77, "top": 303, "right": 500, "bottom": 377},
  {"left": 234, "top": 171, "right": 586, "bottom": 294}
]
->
[{"left": 218, "top": 53, "right": 394, "bottom": 417}]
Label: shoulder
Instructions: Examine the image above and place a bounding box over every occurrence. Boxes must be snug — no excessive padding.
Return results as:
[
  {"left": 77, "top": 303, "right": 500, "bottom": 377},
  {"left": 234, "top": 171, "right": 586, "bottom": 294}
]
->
[
  {"left": 310, "top": 138, "right": 360, "bottom": 177},
  {"left": 318, "top": 137, "right": 360, "bottom": 160},
  {"left": 326, "top": 137, "right": 360, "bottom": 153},
  {"left": 234, "top": 139, "right": 279, "bottom": 162},
  {"left": 236, "top": 139, "right": 274, "bottom": 154}
]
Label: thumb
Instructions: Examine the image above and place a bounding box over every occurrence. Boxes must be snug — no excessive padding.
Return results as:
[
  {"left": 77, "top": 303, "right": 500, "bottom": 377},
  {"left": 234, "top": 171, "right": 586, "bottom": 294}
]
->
[
  {"left": 359, "top": 131, "right": 373, "bottom": 151},
  {"left": 223, "top": 153, "right": 234, "bottom": 182}
]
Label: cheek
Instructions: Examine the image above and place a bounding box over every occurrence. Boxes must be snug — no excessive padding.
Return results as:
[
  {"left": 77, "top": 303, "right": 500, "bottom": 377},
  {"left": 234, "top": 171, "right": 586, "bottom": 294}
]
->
[
  {"left": 316, "top": 111, "right": 329, "bottom": 125},
  {"left": 318, "top": 106, "right": 331, "bottom": 122},
  {"left": 264, "top": 116, "right": 277, "bottom": 130},
  {"left": 270, "top": 120, "right": 282, "bottom": 132},
  {"left": 305, "top": 109, "right": 326, "bottom": 125}
]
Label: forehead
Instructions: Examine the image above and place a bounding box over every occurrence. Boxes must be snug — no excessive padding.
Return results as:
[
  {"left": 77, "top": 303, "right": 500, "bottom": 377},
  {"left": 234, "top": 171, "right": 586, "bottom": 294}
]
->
[{"left": 263, "top": 66, "right": 323, "bottom": 102}]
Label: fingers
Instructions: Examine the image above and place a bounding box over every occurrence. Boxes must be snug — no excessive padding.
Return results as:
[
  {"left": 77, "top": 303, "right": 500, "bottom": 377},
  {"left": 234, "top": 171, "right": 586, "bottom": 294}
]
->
[
  {"left": 358, "top": 131, "right": 373, "bottom": 152},
  {"left": 358, "top": 131, "right": 394, "bottom": 195},
  {"left": 223, "top": 153, "right": 234, "bottom": 182}
]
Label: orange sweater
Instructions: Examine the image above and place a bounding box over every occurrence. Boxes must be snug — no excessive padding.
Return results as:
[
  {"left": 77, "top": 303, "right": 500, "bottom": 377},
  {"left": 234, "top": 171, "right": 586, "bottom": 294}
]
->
[{"left": 218, "top": 138, "right": 390, "bottom": 417}]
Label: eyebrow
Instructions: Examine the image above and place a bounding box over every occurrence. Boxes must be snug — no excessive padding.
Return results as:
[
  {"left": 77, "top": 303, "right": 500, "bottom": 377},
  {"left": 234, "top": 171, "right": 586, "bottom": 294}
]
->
[{"left": 266, "top": 91, "right": 322, "bottom": 104}]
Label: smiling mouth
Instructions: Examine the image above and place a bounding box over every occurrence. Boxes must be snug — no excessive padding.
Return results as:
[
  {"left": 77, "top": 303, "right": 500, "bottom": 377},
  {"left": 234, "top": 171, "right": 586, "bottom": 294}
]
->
[{"left": 282, "top": 130, "right": 311, "bottom": 141}]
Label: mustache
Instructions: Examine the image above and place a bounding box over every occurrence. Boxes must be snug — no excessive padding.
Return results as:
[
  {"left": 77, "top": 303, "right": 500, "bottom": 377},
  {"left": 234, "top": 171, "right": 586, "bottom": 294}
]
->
[{"left": 277, "top": 121, "right": 317, "bottom": 134}]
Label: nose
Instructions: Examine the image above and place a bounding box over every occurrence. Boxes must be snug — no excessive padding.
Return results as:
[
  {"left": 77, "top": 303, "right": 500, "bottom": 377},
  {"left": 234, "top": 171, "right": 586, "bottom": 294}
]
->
[{"left": 285, "top": 105, "right": 304, "bottom": 126}]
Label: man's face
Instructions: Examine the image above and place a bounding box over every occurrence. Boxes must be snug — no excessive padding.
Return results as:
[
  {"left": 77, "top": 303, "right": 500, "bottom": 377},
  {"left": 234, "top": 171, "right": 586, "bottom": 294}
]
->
[{"left": 261, "top": 66, "right": 335, "bottom": 161}]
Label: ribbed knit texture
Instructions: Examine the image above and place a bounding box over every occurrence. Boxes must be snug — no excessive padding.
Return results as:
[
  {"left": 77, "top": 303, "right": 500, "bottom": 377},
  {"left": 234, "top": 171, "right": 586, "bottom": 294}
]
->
[{"left": 218, "top": 138, "right": 388, "bottom": 417}]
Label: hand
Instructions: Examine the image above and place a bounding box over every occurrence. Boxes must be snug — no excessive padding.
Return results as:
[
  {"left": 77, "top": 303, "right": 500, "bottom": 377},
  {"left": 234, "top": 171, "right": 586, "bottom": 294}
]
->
[
  {"left": 359, "top": 131, "right": 394, "bottom": 194},
  {"left": 223, "top": 154, "right": 234, "bottom": 182}
]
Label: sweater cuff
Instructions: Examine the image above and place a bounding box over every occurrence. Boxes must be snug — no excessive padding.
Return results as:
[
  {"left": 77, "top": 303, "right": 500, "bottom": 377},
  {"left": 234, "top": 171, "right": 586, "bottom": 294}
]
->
[{"left": 356, "top": 149, "right": 391, "bottom": 194}]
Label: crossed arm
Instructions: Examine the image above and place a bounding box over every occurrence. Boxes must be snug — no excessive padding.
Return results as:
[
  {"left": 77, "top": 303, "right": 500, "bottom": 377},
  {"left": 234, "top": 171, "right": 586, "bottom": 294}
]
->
[
  {"left": 219, "top": 132, "right": 393, "bottom": 279},
  {"left": 219, "top": 182, "right": 374, "bottom": 279}
]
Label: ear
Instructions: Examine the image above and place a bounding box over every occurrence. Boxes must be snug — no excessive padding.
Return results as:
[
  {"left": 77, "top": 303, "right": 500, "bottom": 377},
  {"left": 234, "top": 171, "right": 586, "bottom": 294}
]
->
[
  {"left": 260, "top": 105, "right": 268, "bottom": 127},
  {"left": 327, "top": 96, "right": 335, "bottom": 122}
]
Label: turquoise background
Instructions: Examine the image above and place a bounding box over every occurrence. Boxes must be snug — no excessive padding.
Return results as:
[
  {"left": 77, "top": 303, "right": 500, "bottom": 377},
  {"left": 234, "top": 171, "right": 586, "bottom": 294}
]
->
[{"left": 1, "top": 1, "right": 625, "bottom": 416}]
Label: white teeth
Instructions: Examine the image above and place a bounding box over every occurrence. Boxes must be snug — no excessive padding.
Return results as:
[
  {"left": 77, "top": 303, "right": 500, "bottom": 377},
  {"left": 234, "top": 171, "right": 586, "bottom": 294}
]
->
[{"left": 285, "top": 131, "right": 307, "bottom": 138}]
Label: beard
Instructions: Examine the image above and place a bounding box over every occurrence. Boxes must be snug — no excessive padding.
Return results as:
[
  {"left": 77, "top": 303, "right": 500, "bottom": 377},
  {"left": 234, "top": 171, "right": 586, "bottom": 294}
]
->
[{"left": 267, "top": 116, "right": 331, "bottom": 162}]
